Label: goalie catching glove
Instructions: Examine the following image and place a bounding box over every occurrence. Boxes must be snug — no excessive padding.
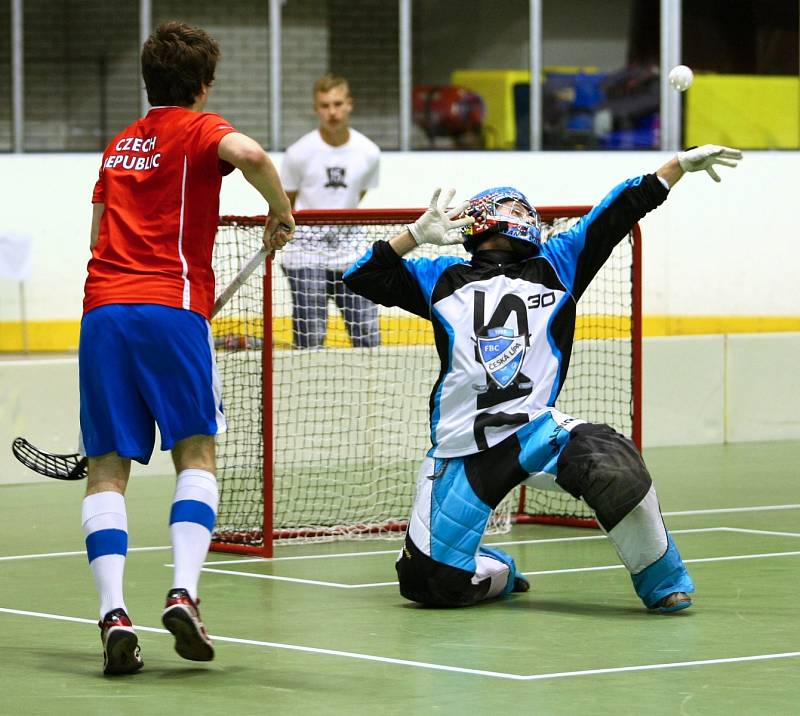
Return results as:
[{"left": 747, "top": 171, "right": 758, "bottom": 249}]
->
[
  {"left": 407, "top": 188, "right": 474, "bottom": 246},
  {"left": 676, "top": 144, "right": 742, "bottom": 183}
]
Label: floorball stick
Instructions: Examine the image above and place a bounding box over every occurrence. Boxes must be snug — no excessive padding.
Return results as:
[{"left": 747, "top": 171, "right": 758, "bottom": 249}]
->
[{"left": 11, "top": 238, "right": 277, "bottom": 481}]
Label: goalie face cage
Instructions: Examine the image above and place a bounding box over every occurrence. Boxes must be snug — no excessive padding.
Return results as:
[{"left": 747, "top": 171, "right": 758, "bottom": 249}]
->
[{"left": 210, "top": 208, "right": 641, "bottom": 557}]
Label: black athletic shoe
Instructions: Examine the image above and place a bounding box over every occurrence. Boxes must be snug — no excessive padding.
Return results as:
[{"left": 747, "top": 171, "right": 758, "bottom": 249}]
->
[
  {"left": 651, "top": 592, "right": 693, "bottom": 614},
  {"left": 162, "top": 588, "right": 214, "bottom": 661},
  {"left": 512, "top": 574, "right": 531, "bottom": 593},
  {"left": 99, "top": 608, "right": 143, "bottom": 676}
]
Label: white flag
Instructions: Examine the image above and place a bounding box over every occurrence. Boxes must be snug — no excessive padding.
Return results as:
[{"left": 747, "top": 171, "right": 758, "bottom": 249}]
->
[{"left": 0, "top": 233, "right": 33, "bottom": 281}]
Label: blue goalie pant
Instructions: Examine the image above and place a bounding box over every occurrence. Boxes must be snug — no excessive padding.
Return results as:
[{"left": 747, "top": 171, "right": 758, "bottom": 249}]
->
[{"left": 396, "top": 409, "right": 694, "bottom": 608}]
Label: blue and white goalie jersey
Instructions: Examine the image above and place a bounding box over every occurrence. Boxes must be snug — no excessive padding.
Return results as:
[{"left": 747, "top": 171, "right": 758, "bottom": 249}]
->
[{"left": 344, "top": 174, "right": 668, "bottom": 457}]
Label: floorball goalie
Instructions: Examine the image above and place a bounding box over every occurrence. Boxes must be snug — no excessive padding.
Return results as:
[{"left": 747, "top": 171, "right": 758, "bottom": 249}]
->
[{"left": 344, "top": 145, "right": 741, "bottom": 611}]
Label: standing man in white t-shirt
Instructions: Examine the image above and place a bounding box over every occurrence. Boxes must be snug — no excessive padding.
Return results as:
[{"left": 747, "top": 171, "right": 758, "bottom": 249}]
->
[{"left": 280, "top": 74, "right": 381, "bottom": 348}]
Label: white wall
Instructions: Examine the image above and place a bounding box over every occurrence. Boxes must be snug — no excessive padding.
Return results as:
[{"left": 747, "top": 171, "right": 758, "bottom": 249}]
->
[
  {"left": 0, "top": 356, "right": 173, "bottom": 486},
  {"left": 0, "top": 151, "right": 797, "bottom": 322},
  {"left": 643, "top": 336, "right": 726, "bottom": 446},
  {"left": 3, "top": 332, "right": 799, "bottom": 484},
  {"left": 643, "top": 333, "right": 800, "bottom": 446},
  {"left": 725, "top": 333, "right": 800, "bottom": 442}
]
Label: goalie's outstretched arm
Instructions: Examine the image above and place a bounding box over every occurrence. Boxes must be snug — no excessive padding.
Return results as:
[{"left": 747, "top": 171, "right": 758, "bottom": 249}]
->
[{"left": 658, "top": 144, "right": 742, "bottom": 188}]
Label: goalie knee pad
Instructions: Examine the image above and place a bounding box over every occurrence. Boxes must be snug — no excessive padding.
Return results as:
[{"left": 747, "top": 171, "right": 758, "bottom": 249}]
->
[
  {"left": 396, "top": 536, "right": 490, "bottom": 607},
  {"left": 555, "top": 423, "right": 652, "bottom": 532}
]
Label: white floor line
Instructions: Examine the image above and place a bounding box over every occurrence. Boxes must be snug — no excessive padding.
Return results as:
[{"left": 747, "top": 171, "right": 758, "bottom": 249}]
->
[
  {"left": 1, "top": 606, "right": 797, "bottom": 682},
  {"left": 720, "top": 527, "right": 800, "bottom": 539},
  {"left": 517, "top": 652, "right": 800, "bottom": 682},
  {"left": 3, "top": 506, "right": 798, "bottom": 565},
  {"left": 201, "top": 549, "right": 800, "bottom": 588},
  {"left": 490, "top": 526, "right": 728, "bottom": 548},
  {"left": 684, "top": 550, "right": 800, "bottom": 565},
  {"left": 0, "top": 606, "right": 526, "bottom": 680},
  {"left": 200, "top": 527, "right": 730, "bottom": 567},
  {"left": 525, "top": 564, "right": 625, "bottom": 577},
  {"left": 199, "top": 567, "right": 355, "bottom": 588},
  {"left": 0, "top": 357, "right": 78, "bottom": 367},
  {"left": 204, "top": 503, "right": 797, "bottom": 565},
  {"left": 526, "top": 550, "right": 800, "bottom": 577},
  {"left": 664, "top": 504, "right": 800, "bottom": 517},
  {"left": 0, "top": 546, "right": 170, "bottom": 562},
  {"left": 200, "top": 565, "right": 399, "bottom": 588},
  {"left": 203, "top": 548, "right": 401, "bottom": 566}
]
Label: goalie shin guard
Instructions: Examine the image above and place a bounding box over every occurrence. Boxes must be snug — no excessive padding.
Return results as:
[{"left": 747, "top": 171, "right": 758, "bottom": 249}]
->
[
  {"left": 556, "top": 424, "right": 694, "bottom": 607},
  {"left": 632, "top": 534, "right": 695, "bottom": 609}
]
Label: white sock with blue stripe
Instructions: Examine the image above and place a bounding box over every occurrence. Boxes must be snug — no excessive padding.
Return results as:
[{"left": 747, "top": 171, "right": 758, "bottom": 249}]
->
[
  {"left": 170, "top": 469, "right": 219, "bottom": 601},
  {"left": 82, "top": 491, "right": 128, "bottom": 620}
]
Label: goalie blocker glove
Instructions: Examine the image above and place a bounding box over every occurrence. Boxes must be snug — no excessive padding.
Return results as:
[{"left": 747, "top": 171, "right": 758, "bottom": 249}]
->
[
  {"left": 407, "top": 188, "right": 474, "bottom": 246},
  {"left": 676, "top": 144, "right": 742, "bottom": 183}
]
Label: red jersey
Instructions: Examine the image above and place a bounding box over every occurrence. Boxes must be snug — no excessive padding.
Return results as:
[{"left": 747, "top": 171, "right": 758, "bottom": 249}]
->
[{"left": 84, "top": 107, "right": 239, "bottom": 319}]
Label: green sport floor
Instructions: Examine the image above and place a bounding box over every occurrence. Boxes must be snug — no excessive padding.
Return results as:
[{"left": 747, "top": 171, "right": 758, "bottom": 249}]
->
[{"left": 1, "top": 442, "right": 798, "bottom": 716}]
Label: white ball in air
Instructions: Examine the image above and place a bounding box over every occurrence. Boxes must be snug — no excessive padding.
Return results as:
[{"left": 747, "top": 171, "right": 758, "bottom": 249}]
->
[{"left": 668, "top": 65, "right": 694, "bottom": 92}]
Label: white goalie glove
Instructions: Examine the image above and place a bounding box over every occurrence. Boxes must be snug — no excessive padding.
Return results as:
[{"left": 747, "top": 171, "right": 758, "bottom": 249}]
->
[
  {"left": 676, "top": 144, "right": 742, "bottom": 183},
  {"left": 407, "top": 188, "right": 474, "bottom": 246}
]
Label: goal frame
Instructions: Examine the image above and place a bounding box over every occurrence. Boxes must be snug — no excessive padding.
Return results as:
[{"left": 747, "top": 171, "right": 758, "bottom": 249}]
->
[{"left": 209, "top": 207, "right": 641, "bottom": 557}]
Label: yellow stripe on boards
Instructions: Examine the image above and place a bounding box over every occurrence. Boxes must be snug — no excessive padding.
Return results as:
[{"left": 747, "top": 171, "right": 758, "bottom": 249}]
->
[
  {"left": 0, "top": 321, "right": 80, "bottom": 352},
  {"left": 2, "top": 315, "right": 800, "bottom": 352},
  {"left": 643, "top": 316, "right": 800, "bottom": 337}
]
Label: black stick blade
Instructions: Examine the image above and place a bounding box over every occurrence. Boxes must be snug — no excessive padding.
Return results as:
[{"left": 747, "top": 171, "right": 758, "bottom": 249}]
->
[{"left": 11, "top": 437, "right": 88, "bottom": 480}]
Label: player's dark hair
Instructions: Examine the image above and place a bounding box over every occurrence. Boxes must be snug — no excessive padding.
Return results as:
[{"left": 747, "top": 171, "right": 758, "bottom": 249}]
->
[{"left": 141, "top": 21, "right": 220, "bottom": 107}]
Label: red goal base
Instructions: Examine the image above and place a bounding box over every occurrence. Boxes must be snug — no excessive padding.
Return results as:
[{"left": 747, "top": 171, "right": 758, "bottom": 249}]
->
[
  {"left": 513, "top": 514, "right": 598, "bottom": 529},
  {"left": 211, "top": 509, "right": 598, "bottom": 558}
]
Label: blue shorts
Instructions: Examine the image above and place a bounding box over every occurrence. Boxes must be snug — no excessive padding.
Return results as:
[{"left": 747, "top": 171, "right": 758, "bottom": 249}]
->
[{"left": 79, "top": 304, "right": 226, "bottom": 463}]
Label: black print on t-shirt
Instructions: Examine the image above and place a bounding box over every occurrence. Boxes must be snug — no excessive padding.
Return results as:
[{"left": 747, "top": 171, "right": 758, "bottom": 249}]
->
[{"left": 325, "top": 167, "right": 347, "bottom": 188}]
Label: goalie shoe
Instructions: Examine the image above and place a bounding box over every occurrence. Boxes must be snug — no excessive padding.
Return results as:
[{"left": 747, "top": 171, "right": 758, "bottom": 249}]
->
[
  {"left": 162, "top": 588, "right": 214, "bottom": 661},
  {"left": 99, "top": 608, "right": 143, "bottom": 675},
  {"left": 651, "top": 591, "right": 693, "bottom": 614}
]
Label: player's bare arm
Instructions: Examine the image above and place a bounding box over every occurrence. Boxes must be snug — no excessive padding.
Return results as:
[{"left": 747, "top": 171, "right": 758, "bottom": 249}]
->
[
  {"left": 388, "top": 230, "right": 418, "bottom": 257},
  {"left": 287, "top": 191, "right": 298, "bottom": 209},
  {"left": 218, "top": 132, "right": 295, "bottom": 250},
  {"left": 90, "top": 202, "right": 104, "bottom": 250},
  {"left": 656, "top": 156, "right": 684, "bottom": 188}
]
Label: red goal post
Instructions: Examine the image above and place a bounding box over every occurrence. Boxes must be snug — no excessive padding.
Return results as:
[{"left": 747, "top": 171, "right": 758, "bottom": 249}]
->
[{"left": 210, "top": 208, "right": 641, "bottom": 557}]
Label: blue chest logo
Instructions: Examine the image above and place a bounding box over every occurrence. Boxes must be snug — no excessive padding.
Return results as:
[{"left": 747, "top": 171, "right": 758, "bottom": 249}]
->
[{"left": 477, "top": 327, "right": 527, "bottom": 389}]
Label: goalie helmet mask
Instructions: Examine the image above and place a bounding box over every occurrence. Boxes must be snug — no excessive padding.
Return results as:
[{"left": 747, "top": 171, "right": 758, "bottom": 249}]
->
[{"left": 461, "top": 186, "right": 542, "bottom": 256}]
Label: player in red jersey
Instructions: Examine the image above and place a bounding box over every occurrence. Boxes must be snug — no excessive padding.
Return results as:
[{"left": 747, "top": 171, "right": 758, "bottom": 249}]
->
[{"left": 79, "top": 21, "right": 294, "bottom": 675}]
